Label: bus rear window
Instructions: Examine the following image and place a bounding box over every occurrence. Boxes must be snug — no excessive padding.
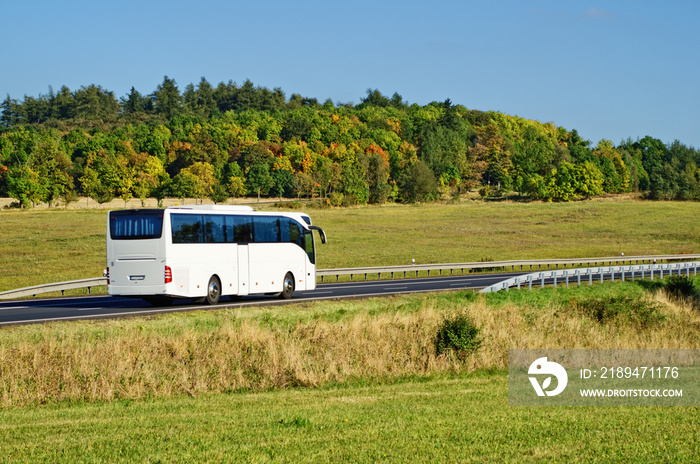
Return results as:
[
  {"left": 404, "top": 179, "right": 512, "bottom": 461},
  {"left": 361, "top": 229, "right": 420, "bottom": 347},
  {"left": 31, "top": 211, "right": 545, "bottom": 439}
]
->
[{"left": 110, "top": 210, "right": 164, "bottom": 240}]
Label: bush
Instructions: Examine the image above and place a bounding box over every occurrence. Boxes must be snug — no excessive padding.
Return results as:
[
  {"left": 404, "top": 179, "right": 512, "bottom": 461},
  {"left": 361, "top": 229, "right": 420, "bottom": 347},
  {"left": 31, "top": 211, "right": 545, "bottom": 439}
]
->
[
  {"left": 435, "top": 313, "right": 482, "bottom": 359},
  {"left": 663, "top": 275, "right": 696, "bottom": 300},
  {"left": 570, "top": 296, "right": 666, "bottom": 328}
]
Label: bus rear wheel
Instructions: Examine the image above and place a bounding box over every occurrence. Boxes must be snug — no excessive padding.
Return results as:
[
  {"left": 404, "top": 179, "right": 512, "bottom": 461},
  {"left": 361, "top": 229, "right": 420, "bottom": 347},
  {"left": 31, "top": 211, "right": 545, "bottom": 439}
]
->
[
  {"left": 280, "top": 272, "right": 295, "bottom": 299},
  {"left": 206, "top": 276, "right": 221, "bottom": 305}
]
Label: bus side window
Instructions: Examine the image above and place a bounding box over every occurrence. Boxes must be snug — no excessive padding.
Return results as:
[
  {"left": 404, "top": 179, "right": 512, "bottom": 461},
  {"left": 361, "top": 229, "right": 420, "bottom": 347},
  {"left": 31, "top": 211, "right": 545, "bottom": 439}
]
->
[
  {"left": 172, "top": 214, "right": 203, "bottom": 243},
  {"left": 289, "top": 221, "right": 303, "bottom": 248},
  {"left": 227, "top": 215, "right": 253, "bottom": 243},
  {"left": 253, "top": 217, "right": 280, "bottom": 243},
  {"left": 280, "top": 218, "right": 291, "bottom": 243},
  {"left": 205, "top": 215, "right": 226, "bottom": 243}
]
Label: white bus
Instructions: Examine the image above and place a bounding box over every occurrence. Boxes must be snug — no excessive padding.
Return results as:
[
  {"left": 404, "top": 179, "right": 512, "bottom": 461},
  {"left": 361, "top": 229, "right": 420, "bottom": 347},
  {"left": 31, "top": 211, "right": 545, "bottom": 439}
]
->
[{"left": 106, "top": 205, "right": 326, "bottom": 305}]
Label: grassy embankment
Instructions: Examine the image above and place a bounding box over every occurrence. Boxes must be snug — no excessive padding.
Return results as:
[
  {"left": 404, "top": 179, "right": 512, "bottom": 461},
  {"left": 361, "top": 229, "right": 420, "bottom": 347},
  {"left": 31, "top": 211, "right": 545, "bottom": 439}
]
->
[{"left": 0, "top": 282, "right": 699, "bottom": 462}]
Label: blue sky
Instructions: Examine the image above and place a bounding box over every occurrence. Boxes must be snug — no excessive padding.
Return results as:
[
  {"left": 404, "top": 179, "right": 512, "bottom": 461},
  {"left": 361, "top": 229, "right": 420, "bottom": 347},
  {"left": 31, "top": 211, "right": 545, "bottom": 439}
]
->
[{"left": 2, "top": 0, "right": 698, "bottom": 147}]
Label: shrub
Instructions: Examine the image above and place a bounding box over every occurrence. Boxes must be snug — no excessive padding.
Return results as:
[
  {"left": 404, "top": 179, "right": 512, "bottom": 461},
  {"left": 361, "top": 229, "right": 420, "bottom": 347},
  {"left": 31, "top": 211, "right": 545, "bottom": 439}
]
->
[
  {"left": 663, "top": 275, "right": 696, "bottom": 300},
  {"left": 570, "top": 296, "right": 666, "bottom": 328},
  {"left": 435, "top": 313, "right": 482, "bottom": 359}
]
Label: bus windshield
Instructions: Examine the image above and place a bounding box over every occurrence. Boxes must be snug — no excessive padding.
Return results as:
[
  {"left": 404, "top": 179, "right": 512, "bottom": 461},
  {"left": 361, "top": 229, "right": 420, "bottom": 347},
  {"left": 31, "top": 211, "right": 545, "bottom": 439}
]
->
[{"left": 110, "top": 210, "right": 164, "bottom": 240}]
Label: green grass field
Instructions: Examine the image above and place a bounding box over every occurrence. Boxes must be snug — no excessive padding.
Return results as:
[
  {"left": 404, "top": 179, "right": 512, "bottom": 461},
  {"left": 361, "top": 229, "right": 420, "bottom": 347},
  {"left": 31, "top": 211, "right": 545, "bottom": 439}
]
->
[
  {"left": 1, "top": 199, "right": 699, "bottom": 462},
  {"left": 1, "top": 373, "right": 698, "bottom": 463},
  {"left": 2, "top": 199, "right": 700, "bottom": 292}
]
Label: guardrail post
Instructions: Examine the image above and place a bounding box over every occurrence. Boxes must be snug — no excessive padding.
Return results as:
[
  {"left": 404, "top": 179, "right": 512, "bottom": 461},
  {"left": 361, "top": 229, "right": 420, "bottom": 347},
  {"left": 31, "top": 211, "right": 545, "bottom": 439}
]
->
[
  {"left": 611, "top": 267, "right": 615, "bottom": 282},
  {"left": 553, "top": 271, "right": 557, "bottom": 288},
  {"left": 565, "top": 270, "right": 569, "bottom": 288},
  {"left": 589, "top": 269, "right": 592, "bottom": 285},
  {"left": 621, "top": 268, "right": 625, "bottom": 282},
  {"left": 600, "top": 268, "right": 604, "bottom": 284},
  {"left": 528, "top": 275, "right": 532, "bottom": 290},
  {"left": 516, "top": 278, "right": 521, "bottom": 290},
  {"left": 540, "top": 273, "right": 545, "bottom": 288}
]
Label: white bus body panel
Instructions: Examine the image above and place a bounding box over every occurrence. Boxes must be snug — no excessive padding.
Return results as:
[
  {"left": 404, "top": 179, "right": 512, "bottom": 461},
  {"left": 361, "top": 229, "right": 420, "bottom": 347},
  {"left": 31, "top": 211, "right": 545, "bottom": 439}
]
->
[
  {"left": 107, "top": 237, "right": 167, "bottom": 296},
  {"left": 237, "top": 244, "right": 249, "bottom": 296}
]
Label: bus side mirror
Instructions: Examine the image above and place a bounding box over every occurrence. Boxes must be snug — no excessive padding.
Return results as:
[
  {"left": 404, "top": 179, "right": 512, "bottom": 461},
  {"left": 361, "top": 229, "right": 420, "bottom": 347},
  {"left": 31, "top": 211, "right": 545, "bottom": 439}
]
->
[{"left": 309, "top": 226, "right": 326, "bottom": 244}]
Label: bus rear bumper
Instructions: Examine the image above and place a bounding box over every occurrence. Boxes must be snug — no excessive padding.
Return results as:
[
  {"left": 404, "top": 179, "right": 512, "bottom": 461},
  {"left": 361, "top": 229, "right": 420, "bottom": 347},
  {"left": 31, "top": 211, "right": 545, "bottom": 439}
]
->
[{"left": 108, "top": 284, "right": 170, "bottom": 297}]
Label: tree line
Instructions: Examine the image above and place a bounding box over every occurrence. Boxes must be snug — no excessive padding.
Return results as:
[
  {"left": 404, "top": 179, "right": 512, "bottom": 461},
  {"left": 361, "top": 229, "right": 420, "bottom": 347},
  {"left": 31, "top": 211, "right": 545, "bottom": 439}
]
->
[{"left": 1, "top": 77, "right": 699, "bottom": 208}]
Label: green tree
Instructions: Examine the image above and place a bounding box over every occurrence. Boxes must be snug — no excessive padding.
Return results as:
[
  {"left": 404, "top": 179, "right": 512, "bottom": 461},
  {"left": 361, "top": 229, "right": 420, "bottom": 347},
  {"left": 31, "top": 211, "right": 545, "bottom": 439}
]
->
[
  {"left": 34, "top": 135, "right": 74, "bottom": 207},
  {"left": 546, "top": 162, "right": 580, "bottom": 201},
  {"left": 246, "top": 163, "right": 274, "bottom": 201},
  {"left": 80, "top": 165, "right": 113, "bottom": 204},
  {"left": 5, "top": 166, "right": 47, "bottom": 207},
  {"left": 72, "top": 85, "right": 119, "bottom": 121},
  {"left": 169, "top": 170, "right": 198, "bottom": 201},
  {"left": 227, "top": 175, "right": 246, "bottom": 197},
  {"left": 523, "top": 174, "right": 548, "bottom": 200},
  {"left": 270, "top": 168, "right": 294, "bottom": 198},
  {"left": 594, "top": 140, "right": 629, "bottom": 193},
  {"left": 133, "top": 155, "right": 168, "bottom": 205},
  {"left": 397, "top": 160, "right": 438, "bottom": 203},
  {"left": 209, "top": 182, "right": 229, "bottom": 204},
  {"left": 575, "top": 161, "right": 604, "bottom": 199},
  {"left": 180, "top": 161, "right": 216, "bottom": 203},
  {"left": 153, "top": 76, "right": 182, "bottom": 119},
  {"left": 121, "top": 87, "right": 149, "bottom": 115},
  {"left": 339, "top": 161, "right": 369, "bottom": 205},
  {"left": 358, "top": 89, "right": 392, "bottom": 108}
]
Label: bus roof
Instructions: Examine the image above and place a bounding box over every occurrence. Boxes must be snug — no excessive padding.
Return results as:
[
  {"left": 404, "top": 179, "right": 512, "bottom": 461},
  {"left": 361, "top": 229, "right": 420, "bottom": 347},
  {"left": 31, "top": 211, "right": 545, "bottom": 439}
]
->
[
  {"left": 164, "top": 205, "right": 312, "bottom": 225},
  {"left": 166, "top": 205, "right": 254, "bottom": 212}
]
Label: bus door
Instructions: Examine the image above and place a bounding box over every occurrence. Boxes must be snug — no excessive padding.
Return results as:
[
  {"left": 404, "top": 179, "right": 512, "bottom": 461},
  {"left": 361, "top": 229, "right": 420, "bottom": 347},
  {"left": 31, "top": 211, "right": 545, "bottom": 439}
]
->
[{"left": 237, "top": 243, "right": 250, "bottom": 296}]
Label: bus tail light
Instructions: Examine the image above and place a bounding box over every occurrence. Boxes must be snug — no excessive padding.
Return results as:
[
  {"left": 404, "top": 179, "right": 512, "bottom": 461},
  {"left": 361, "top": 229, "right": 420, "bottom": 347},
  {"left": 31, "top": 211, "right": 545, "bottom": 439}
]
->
[
  {"left": 105, "top": 267, "right": 110, "bottom": 284},
  {"left": 165, "top": 266, "right": 173, "bottom": 284}
]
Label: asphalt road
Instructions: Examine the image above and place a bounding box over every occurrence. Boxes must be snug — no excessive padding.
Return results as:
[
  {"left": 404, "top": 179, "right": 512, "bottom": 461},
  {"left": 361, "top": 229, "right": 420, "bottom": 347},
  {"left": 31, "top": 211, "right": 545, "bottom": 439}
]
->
[{"left": 0, "top": 272, "right": 521, "bottom": 326}]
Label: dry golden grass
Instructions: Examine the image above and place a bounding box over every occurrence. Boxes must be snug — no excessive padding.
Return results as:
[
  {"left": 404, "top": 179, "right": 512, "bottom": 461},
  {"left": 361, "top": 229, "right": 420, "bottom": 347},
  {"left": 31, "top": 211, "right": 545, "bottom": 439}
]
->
[
  {"left": 0, "top": 308, "right": 460, "bottom": 407},
  {"left": 1, "top": 284, "right": 698, "bottom": 408}
]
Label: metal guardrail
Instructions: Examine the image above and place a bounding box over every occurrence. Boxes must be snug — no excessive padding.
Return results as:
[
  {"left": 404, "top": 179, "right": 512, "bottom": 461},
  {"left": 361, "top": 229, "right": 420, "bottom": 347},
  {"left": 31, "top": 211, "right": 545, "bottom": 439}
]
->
[
  {"left": 317, "top": 254, "right": 700, "bottom": 282},
  {"left": 480, "top": 262, "right": 699, "bottom": 293},
  {"left": 0, "top": 277, "right": 108, "bottom": 300},
  {"left": 1, "top": 254, "right": 699, "bottom": 300}
]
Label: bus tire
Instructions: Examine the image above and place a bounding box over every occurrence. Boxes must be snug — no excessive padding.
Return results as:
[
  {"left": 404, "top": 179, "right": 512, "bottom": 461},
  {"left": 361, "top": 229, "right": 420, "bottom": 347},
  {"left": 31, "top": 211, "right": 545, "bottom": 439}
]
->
[
  {"left": 280, "top": 272, "right": 295, "bottom": 299},
  {"left": 206, "top": 275, "right": 221, "bottom": 305}
]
